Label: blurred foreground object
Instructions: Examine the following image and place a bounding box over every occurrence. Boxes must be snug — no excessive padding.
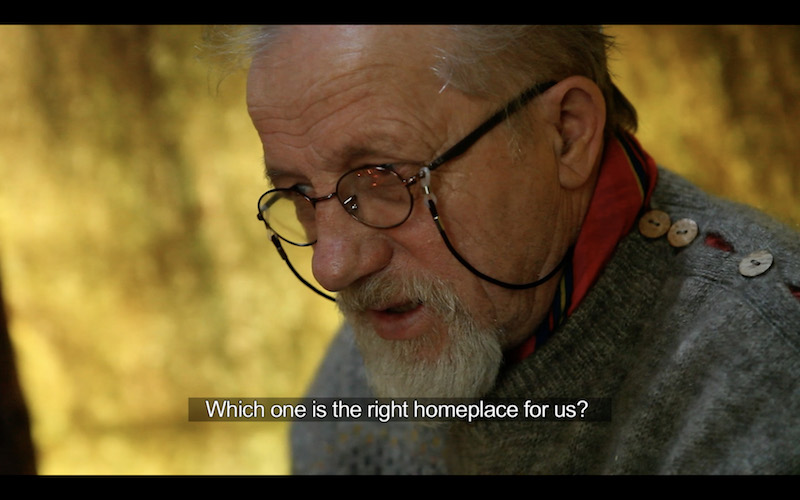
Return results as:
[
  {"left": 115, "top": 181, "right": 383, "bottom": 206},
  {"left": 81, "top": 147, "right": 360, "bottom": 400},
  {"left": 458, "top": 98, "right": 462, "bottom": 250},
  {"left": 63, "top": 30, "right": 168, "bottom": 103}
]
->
[{"left": 0, "top": 269, "right": 36, "bottom": 474}]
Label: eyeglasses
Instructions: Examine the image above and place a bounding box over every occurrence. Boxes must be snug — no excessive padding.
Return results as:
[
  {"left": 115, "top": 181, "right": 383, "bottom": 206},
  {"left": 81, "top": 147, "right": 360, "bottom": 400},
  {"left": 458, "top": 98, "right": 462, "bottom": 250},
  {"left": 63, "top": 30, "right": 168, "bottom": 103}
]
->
[
  {"left": 257, "top": 80, "right": 567, "bottom": 301},
  {"left": 257, "top": 165, "right": 420, "bottom": 247}
]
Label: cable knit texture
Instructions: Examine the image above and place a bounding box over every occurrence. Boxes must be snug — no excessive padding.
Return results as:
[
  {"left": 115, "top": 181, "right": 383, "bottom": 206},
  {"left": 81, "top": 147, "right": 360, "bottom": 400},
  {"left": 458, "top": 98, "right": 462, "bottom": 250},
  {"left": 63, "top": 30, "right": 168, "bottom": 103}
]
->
[{"left": 291, "top": 167, "right": 800, "bottom": 474}]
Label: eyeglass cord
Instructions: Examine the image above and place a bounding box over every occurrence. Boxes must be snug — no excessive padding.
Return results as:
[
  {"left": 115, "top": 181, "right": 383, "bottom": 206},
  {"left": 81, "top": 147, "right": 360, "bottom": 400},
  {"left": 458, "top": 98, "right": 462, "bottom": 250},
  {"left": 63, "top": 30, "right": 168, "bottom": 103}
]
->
[{"left": 420, "top": 166, "right": 571, "bottom": 291}]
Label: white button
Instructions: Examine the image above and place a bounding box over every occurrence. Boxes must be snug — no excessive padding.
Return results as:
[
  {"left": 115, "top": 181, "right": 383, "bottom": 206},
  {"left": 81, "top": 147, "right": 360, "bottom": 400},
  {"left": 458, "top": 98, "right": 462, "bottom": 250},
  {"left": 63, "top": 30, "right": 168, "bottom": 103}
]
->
[
  {"left": 667, "top": 218, "right": 698, "bottom": 248},
  {"left": 639, "top": 210, "right": 671, "bottom": 239},
  {"left": 739, "top": 250, "right": 774, "bottom": 277}
]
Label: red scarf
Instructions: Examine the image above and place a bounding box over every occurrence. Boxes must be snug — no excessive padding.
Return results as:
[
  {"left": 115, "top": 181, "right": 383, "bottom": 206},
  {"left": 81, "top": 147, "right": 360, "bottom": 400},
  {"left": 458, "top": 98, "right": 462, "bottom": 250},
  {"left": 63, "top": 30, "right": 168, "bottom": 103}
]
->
[{"left": 509, "top": 132, "right": 659, "bottom": 362}]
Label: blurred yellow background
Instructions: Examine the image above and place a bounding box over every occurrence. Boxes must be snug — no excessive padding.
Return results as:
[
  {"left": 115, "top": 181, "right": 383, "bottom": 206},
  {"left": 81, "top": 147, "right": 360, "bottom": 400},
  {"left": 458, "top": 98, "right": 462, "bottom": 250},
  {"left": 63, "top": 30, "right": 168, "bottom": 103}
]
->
[{"left": 0, "top": 25, "right": 797, "bottom": 475}]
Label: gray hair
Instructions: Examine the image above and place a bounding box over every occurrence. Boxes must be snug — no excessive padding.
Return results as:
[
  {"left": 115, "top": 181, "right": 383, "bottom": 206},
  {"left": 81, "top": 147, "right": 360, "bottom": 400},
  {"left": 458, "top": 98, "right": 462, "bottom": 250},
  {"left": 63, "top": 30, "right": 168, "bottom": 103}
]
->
[
  {"left": 201, "top": 25, "right": 637, "bottom": 136},
  {"left": 431, "top": 26, "right": 637, "bottom": 136}
]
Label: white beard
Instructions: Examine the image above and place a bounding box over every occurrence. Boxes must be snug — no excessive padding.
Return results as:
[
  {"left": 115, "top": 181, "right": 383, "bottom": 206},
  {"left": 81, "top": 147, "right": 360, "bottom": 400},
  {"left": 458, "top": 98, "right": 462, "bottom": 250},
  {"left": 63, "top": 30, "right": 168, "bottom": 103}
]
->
[{"left": 337, "top": 273, "right": 504, "bottom": 400}]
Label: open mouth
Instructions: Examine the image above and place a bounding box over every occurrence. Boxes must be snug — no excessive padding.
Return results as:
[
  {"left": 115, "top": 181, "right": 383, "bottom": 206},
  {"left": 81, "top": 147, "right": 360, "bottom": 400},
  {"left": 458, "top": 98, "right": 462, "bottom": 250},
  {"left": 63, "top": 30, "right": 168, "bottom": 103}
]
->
[{"left": 364, "top": 300, "right": 427, "bottom": 341}]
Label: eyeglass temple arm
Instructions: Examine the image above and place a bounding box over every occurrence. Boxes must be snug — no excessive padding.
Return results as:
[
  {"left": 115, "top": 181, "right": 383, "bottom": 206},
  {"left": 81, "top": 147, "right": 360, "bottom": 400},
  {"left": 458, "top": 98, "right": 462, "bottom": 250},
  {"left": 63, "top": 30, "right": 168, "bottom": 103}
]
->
[
  {"left": 270, "top": 234, "right": 336, "bottom": 301},
  {"left": 426, "top": 80, "right": 557, "bottom": 172}
]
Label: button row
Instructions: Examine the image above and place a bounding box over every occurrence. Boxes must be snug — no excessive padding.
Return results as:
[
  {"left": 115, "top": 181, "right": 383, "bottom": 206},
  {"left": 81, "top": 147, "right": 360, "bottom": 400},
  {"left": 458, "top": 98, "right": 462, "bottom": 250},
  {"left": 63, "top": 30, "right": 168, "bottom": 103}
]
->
[{"left": 638, "top": 209, "right": 773, "bottom": 277}]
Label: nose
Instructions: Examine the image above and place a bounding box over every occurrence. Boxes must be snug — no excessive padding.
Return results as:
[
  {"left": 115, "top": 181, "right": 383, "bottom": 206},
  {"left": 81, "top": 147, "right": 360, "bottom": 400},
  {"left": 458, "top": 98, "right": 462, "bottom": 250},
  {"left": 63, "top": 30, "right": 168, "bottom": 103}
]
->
[{"left": 310, "top": 200, "right": 393, "bottom": 292}]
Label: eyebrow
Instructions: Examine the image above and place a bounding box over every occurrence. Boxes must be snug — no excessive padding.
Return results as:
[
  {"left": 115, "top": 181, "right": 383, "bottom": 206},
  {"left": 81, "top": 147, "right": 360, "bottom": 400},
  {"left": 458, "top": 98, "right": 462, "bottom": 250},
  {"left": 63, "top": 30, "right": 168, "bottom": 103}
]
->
[
  {"left": 261, "top": 156, "right": 280, "bottom": 184},
  {"left": 261, "top": 132, "right": 427, "bottom": 184},
  {"left": 263, "top": 162, "right": 284, "bottom": 184}
]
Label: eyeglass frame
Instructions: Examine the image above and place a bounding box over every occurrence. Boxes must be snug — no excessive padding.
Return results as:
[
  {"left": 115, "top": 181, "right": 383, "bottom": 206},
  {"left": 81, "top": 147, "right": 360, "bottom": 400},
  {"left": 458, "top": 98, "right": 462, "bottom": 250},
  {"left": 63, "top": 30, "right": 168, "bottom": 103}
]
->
[
  {"left": 257, "top": 79, "right": 569, "bottom": 301},
  {"left": 259, "top": 164, "right": 421, "bottom": 247}
]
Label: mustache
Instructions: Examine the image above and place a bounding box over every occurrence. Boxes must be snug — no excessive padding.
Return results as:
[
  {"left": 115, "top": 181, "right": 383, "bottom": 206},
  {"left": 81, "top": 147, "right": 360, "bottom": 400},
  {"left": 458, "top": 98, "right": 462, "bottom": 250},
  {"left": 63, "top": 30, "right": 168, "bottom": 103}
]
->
[{"left": 336, "top": 273, "right": 460, "bottom": 319}]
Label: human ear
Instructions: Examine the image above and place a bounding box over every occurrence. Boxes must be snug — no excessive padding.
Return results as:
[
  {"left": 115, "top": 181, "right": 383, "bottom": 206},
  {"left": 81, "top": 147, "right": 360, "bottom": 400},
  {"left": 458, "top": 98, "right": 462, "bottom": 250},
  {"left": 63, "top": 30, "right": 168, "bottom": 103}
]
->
[{"left": 546, "top": 76, "right": 606, "bottom": 190}]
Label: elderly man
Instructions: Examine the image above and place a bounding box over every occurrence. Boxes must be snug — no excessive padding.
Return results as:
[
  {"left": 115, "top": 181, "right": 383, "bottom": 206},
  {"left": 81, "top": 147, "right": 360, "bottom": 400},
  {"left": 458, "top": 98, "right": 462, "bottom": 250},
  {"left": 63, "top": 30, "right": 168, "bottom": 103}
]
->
[{"left": 223, "top": 25, "right": 800, "bottom": 474}]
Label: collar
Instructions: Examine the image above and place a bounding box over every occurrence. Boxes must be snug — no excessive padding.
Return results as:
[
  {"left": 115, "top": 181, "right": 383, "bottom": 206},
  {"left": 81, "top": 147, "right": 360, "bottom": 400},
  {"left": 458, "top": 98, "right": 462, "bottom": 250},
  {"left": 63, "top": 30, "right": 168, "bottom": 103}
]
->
[{"left": 509, "top": 132, "right": 659, "bottom": 362}]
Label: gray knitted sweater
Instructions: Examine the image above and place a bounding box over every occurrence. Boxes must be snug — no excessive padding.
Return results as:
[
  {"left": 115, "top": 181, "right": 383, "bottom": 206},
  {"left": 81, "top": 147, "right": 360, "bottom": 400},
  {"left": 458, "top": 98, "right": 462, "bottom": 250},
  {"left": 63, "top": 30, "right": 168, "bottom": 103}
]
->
[{"left": 291, "top": 168, "right": 800, "bottom": 474}]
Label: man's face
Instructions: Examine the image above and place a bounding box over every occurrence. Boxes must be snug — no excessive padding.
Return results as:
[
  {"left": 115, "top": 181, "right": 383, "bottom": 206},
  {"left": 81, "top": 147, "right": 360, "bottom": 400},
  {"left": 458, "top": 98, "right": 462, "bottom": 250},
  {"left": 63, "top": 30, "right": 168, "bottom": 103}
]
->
[{"left": 247, "top": 26, "right": 572, "bottom": 398}]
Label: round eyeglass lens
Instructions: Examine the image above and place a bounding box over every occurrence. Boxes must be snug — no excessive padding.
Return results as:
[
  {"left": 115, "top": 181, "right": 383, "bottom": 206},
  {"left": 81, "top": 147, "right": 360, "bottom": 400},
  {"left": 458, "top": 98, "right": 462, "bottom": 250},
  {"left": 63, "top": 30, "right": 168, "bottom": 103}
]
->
[
  {"left": 336, "top": 167, "right": 413, "bottom": 229},
  {"left": 259, "top": 189, "right": 316, "bottom": 246}
]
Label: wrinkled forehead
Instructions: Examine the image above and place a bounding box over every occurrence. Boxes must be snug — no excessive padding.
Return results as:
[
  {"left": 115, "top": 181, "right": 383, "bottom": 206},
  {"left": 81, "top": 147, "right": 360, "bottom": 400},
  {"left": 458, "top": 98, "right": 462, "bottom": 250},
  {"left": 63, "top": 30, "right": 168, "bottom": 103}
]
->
[{"left": 246, "top": 25, "right": 445, "bottom": 110}]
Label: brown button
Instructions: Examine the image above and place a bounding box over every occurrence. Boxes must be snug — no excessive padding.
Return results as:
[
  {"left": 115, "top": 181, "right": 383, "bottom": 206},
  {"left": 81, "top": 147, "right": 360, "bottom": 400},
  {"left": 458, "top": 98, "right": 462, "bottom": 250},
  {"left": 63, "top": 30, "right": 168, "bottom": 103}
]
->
[
  {"left": 639, "top": 210, "right": 671, "bottom": 239},
  {"left": 667, "top": 218, "right": 698, "bottom": 247},
  {"left": 739, "top": 250, "right": 773, "bottom": 277}
]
